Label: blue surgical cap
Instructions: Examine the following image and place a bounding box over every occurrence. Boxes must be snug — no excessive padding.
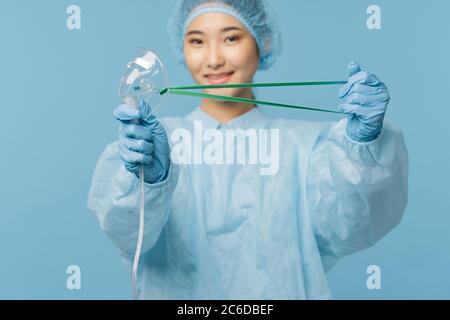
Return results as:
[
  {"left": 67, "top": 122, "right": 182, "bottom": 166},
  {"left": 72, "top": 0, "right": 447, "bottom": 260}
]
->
[{"left": 168, "top": 0, "right": 282, "bottom": 70}]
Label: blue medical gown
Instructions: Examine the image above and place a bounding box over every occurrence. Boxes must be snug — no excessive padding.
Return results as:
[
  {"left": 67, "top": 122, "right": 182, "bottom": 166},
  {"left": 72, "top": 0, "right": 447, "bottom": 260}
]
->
[{"left": 87, "top": 107, "right": 408, "bottom": 299}]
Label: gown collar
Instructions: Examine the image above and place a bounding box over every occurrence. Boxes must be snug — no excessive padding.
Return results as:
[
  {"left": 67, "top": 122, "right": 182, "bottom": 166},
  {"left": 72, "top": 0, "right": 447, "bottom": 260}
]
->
[{"left": 186, "top": 106, "right": 270, "bottom": 130}]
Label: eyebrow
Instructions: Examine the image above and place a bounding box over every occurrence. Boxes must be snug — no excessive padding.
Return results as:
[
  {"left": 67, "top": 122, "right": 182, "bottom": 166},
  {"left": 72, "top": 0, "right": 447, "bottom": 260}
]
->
[{"left": 185, "top": 26, "right": 243, "bottom": 36}]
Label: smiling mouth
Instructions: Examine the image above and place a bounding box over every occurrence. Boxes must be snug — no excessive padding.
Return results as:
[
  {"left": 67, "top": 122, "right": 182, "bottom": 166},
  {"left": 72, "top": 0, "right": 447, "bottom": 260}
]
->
[{"left": 204, "top": 72, "right": 234, "bottom": 84}]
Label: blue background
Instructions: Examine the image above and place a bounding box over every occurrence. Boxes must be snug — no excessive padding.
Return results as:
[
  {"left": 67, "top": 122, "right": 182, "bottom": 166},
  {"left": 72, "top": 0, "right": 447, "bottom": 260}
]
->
[{"left": 0, "top": 0, "right": 448, "bottom": 299}]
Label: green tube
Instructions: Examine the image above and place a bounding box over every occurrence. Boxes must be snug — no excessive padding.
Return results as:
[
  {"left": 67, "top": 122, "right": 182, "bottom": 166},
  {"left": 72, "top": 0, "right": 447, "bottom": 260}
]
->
[
  {"left": 159, "top": 80, "right": 347, "bottom": 114},
  {"left": 166, "top": 80, "right": 346, "bottom": 90},
  {"left": 165, "top": 88, "right": 344, "bottom": 114}
]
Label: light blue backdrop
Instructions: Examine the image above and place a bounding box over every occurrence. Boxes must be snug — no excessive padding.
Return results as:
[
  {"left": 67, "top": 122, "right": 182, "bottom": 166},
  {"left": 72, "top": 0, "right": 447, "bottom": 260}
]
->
[{"left": 0, "top": 0, "right": 448, "bottom": 299}]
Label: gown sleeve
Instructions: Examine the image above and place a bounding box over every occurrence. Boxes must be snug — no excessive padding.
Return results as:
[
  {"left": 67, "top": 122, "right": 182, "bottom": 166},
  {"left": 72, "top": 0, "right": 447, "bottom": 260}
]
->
[
  {"left": 306, "top": 118, "right": 409, "bottom": 271},
  {"left": 87, "top": 141, "right": 179, "bottom": 258}
]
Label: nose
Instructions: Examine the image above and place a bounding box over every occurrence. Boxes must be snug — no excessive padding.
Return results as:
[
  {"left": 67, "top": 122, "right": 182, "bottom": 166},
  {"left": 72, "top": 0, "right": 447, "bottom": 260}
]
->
[{"left": 206, "top": 43, "right": 225, "bottom": 69}]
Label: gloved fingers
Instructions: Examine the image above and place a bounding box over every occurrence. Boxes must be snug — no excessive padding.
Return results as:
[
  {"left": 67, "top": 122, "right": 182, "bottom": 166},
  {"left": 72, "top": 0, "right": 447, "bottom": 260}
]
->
[
  {"left": 119, "top": 135, "right": 154, "bottom": 155},
  {"left": 139, "top": 101, "right": 169, "bottom": 138},
  {"left": 121, "top": 160, "right": 140, "bottom": 174},
  {"left": 338, "top": 103, "right": 363, "bottom": 114},
  {"left": 147, "top": 120, "right": 169, "bottom": 143},
  {"left": 148, "top": 118, "right": 169, "bottom": 140},
  {"left": 338, "top": 103, "right": 386, "bottom": 117},
  {"left": 346, "top": 90, "right": 390, "bottom": 107},
  {"left": 114, "top": 101, "right": 160, "bottom": 124},
  {"left": 339, "top": 62, "right": 364, "bottom": 98},
  {"left": 118, "top": 144, "right": 140, "bottom": 174},
  {"left": 339, "top": 71, "right": 383, "bottom": 98},
  {"left": 348, "top": 83, "right": 386, "bottom": 95},
  {"left": 139, "top": 101, "right": 157, "bottom": 124},
  {"left": 119, "top": 143, "right": 153, "bottom": 166},
  {"left": 347, "top": 62, "right": 362, "bottom": 78},
  {"left": 119, "top": 123, "right": 152, "bottom": 142},
  {"left": 113, "top": 104, "right": 141, "bottom": 122}
]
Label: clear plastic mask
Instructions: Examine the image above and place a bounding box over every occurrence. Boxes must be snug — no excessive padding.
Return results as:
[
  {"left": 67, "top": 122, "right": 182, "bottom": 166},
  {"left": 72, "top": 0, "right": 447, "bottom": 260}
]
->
[{"left": 118, "top": 48, "right": 169, "bottom": 113}]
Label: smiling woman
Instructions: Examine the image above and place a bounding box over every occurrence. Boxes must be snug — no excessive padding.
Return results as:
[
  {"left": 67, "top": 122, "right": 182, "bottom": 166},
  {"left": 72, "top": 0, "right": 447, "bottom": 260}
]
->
[
  {"left": 166, "top": 0, "right": 283, "bottom": 122},
  {"left": 183, "top": 13, "right": 260, "bottom": 122},
  {"left": 184, "top": 18, "right": 259, "bottom": 88},
  {"left": 167, "top": 0, "right": 282, "bottom": 122},
  {"left": 169, "top": 0, "right": 282, "bottom": 70}
]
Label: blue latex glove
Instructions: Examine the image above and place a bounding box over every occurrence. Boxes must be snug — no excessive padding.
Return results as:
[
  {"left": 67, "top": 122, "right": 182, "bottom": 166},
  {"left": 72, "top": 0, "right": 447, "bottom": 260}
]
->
[
  {"left": 113, "top": 101, "right": 170, "bottom": 184},
  {"left": 338, "top": 62, "right": 390, "bottom": 142}
]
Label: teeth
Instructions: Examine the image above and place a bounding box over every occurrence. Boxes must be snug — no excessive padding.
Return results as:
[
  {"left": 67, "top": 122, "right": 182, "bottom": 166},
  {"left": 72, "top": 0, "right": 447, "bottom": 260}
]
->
[{"left": 207, "top": 73, "right": 231, "bottom": 79}]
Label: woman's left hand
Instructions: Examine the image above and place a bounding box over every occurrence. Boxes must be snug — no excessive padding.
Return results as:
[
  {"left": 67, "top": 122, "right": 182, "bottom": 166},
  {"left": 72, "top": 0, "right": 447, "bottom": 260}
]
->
[{"left": 338, "top": 62, "right": 390, "bottom": 142}]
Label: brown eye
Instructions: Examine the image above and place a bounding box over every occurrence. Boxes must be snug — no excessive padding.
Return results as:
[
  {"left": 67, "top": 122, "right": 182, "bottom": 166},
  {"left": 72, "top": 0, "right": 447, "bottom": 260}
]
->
[
  {"left": 225, "top": 36, "right": 239, "bottom": 43},
  {"left": 189, "top": 39, "right": 203, "bottom": 45}
]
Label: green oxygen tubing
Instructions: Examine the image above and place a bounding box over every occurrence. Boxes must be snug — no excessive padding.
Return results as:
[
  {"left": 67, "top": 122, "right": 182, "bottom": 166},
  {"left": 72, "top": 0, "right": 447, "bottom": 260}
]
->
[{"left": 159, "top": 80, "right": 347, "bottom": 114}]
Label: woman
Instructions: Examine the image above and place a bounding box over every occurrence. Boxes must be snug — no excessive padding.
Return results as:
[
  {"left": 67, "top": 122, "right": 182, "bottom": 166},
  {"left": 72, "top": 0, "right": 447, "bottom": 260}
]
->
[{"left": 88, "top": 0, "right": 408, "bottom": 299}]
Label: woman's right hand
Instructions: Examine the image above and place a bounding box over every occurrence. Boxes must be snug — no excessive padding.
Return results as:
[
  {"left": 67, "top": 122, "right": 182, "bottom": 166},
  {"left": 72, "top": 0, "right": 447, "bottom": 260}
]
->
[{"left": 113, "top": 101, "right": 170, "bottom": 184}]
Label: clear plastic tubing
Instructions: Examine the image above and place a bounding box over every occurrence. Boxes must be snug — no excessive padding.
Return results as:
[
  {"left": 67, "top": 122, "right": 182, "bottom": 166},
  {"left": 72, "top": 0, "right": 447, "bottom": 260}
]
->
[{"left": 118, "top": 48, "right": 168, "bottom": 300}]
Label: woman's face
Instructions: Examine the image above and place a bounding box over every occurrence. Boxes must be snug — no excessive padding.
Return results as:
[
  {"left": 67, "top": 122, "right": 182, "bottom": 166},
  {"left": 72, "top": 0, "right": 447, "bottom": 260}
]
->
[{"left": 183, "top": 12, "right": 259, "bottom": 97}]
